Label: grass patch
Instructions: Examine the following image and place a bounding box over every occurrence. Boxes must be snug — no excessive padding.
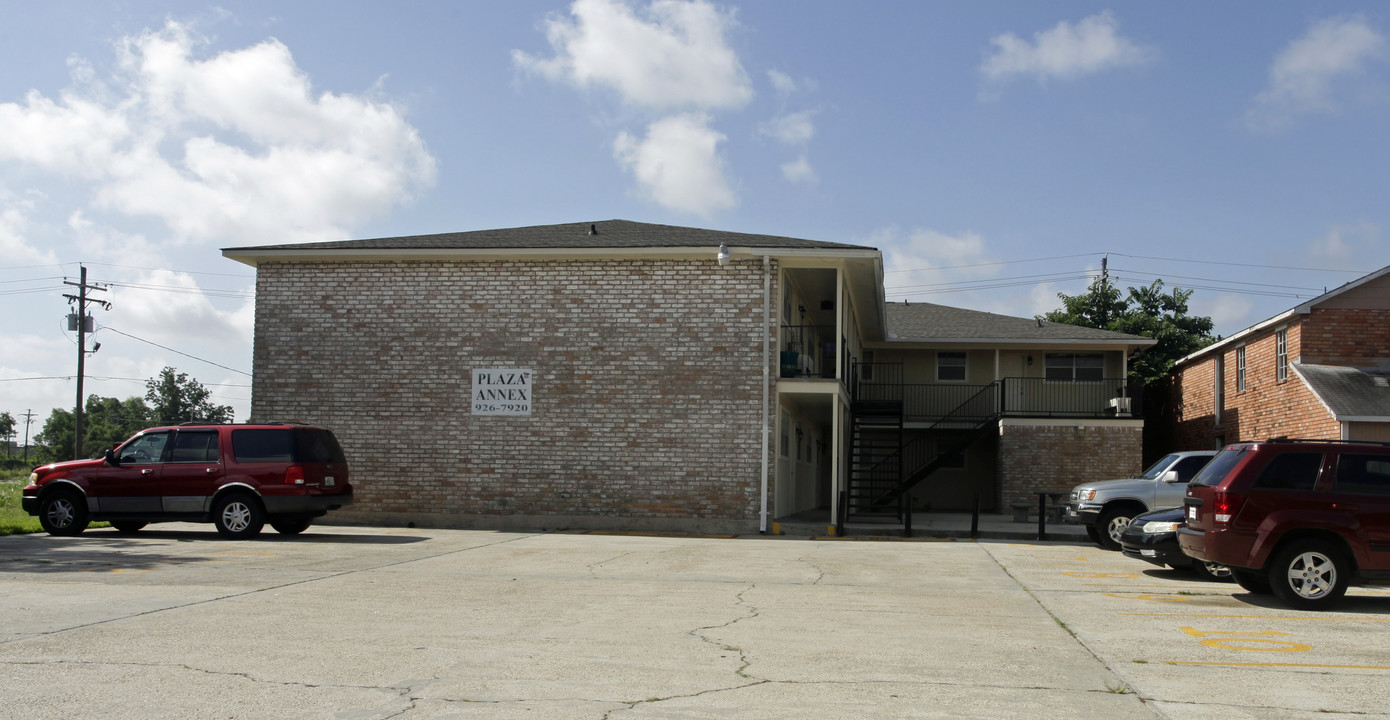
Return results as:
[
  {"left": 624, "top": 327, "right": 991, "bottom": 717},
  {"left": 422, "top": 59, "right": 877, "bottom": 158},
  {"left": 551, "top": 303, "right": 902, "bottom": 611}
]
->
[
  {"left": 1, "top": 468, "right": 109, "bottom": 536},
  {"left": 0, "top": 474, "right": 42, "bottom": 536}
]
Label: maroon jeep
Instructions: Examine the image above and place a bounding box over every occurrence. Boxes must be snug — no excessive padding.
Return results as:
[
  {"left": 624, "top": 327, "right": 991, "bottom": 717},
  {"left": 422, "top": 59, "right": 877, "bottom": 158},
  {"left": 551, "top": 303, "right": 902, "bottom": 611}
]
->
[{"left": 1178, "top": 438, "right": 1390, "bottom": 610}]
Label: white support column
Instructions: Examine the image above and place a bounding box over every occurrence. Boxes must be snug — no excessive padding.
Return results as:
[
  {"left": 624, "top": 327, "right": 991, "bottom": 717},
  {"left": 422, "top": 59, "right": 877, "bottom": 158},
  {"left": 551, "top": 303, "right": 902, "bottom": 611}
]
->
[{"left": 831, "top": 398, "right": 842, "bottom": 532}]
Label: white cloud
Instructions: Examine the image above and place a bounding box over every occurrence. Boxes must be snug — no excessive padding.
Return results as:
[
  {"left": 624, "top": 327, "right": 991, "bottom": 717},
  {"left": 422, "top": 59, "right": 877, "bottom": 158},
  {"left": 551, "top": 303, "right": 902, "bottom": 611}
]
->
[
  {"left": 1247, "top": 15, "right": 1387, "bottom": 131},
  {"left": 768, "top": 68, "right": 798, "bottom": 96},
  {"left": 880, "top": 227, "right": 991, "bottom": 269},
  {"left": 980, "top": 11, "right": 1154, "bottom": 90},
  {"left": 759, "top": 71, "right": 818, "bottom": 187},
  {"left": 514, "top": 0, "right": 752, "bottom": 111},
  {"left": 1306, "top": 222, "right": 1381, "bottom": 265},
  {"left": 0, "top": 20, "right": 437, "bottom": 246},
  {"left": 515, "top": 0, "right": 762, "bottom": 214},
  {"left": 0, "top": 194, "right": 60, "bottom": 267},
  {"left": 874, "top": 226, "right": 998, "bottom": 302},
  {"left": 1191, "top": 292, "right": 1255, "bottom": 337},
  {"left": 780, "top": 155, "right": 815, "bottom": 185},
  {"left": 104, "top": 269, "right": 252, "bottom": 351},
  {"left": 0, "top": 332, "right": 77, "bottom": 427},
  {"left": 767, "top": 68, "right": 817, "bottom": 97},
  {"left": 760, "top": 109, "right": 816, "bottom": 146},
  {"left": 614, "top": 113, "right": 736, "bottom": 215}
]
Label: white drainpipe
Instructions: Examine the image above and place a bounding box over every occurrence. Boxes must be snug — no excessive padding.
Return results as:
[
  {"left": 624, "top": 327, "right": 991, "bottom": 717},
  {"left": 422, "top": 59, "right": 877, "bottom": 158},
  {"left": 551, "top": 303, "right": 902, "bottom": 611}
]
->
[{"left": 760, "top": 255, "right": 771, "bottom": 533}]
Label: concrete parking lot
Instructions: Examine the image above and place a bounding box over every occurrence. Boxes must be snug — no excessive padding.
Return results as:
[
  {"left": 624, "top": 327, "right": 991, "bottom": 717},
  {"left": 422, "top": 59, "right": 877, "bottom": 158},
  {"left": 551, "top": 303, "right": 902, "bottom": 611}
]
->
[{"left": 2, "top": 525, "right": 1388, "bottom": 719}]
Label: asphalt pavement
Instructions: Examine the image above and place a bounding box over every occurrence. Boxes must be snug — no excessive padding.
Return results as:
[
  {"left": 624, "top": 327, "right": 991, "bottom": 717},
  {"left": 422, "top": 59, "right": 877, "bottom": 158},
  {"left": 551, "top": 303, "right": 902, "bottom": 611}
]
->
[{"left": 2, "top": 523, "right": 1388, "bottom": 719}]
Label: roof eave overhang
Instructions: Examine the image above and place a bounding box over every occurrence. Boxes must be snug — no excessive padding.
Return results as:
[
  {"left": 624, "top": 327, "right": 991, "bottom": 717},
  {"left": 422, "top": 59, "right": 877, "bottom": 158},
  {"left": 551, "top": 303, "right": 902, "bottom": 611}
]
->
[
  {"left": 869, "top": 337, "right": 1156, "bottom": 351},
  {"left": 1294, "top": 264, "right": 1390, "bottom": 314},
  {"left": 221, "top": 244, "right": 880, "bottom": 268},
  {"left": 1174, "top": 308, "right": 1298, "bottom": 367}
]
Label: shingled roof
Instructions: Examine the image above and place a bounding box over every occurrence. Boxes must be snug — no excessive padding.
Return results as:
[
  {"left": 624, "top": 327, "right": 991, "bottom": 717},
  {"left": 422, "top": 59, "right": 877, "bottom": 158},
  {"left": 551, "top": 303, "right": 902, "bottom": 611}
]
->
[
  {"left": 225, "top": 219, "right": 871, "bottom": 253},
  {"left": 884, "top": 301, "right": 1154, "bottom": 346},
  {"left": 1294, "top": 364, "right": 1390, "bottom": 421}
]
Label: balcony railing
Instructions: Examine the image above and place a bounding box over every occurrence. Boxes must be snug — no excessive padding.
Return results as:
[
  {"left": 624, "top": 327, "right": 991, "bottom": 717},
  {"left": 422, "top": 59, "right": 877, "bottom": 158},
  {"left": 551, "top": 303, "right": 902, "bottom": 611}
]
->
[
  {"left": 1000, "top": 377, "right": 1139, "bottom": 418},
  {"left": 851, "top": 370, "right": 1142, "bottom": 420},
  {"left": 780, "top": 324, "right": 837, "bottom": 379}
]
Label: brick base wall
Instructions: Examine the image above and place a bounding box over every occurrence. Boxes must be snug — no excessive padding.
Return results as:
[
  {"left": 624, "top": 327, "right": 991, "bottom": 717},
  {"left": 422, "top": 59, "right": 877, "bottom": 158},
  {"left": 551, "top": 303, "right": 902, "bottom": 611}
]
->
[
  {"left": 997, "top": 421, "right": 1143, "bottom": 507},
  {"left": 252, "top": 258, "right": 777, "bottom": 533}
]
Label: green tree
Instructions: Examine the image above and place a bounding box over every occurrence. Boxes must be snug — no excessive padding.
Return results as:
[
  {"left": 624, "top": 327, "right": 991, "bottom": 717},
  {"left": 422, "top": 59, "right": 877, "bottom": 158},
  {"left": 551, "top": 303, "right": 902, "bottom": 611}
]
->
[
  {"left": 145, "top": 367, "right": 234, "bottom": 426},
  {"left": 31, "top": 395, "right": 154, "bottom": 463},
  {"left": 84, "top": 396, "right": 153, "bottom": 452},
  {"left": 0, "top": 411, "right": 14, "bottom": 458},
  {"left": 33, "top": 407, "right": 76, "bottom": 463},
  {"left": 1044, "top": 278, "right": 1216, "bottom": 385}
]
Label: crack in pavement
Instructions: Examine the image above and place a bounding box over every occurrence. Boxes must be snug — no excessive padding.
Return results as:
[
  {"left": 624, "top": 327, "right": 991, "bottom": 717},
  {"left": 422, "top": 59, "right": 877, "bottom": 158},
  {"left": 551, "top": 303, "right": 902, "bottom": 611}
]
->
[
  {"left": 978, "top": 544, "right": 1166, "bottom": 717},
  {"left": 796, "top": 554, "right": 827, "bottom": 585}
]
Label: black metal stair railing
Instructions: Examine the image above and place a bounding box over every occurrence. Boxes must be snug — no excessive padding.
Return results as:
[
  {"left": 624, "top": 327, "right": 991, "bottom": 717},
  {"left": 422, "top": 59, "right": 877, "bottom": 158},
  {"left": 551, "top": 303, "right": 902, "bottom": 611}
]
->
[
  {"left": 846, "top": 412, "right": 904, "bottom": 518},
  {"left": 871, "top": 382, "right": 1001, "bottom": 507}
]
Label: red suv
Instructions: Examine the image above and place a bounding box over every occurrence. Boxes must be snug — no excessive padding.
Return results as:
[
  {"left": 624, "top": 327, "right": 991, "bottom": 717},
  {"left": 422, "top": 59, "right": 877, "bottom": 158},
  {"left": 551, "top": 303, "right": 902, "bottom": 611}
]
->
[
  {"left": 23, "top": 423, "right": 353, "bottom": 540},
  {"left": 1178, "top": 439, "right": 1390, "bottom": 609}
]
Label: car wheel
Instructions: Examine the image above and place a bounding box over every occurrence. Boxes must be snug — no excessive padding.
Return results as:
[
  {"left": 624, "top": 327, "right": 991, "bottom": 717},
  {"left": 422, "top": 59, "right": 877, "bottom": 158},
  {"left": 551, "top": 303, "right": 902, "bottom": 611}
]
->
[
  {"left": 213, "top": 493, "right": 265, "bottom": 540},
  {"left": 270, "top": 517, "right": 312, "bottom": 536},
  {"left": 38, "top": 490, "right": 90, "bottom": 536},
  {"left": 1269, "top": 540, "right": 1349, "bottom": 610},
  {"left": 1084, "top": 525, "right": 1102, "bottom": 545},
  {"left": 1096, "top": 507, "right": 1136, "bottom": 550},
  {"left": 1191, "top": 561, "right": 1233, "bottom": 582},
  {"left": 1230, "top": 568, "right": 1271, "bottom": 594},
  {"left": 111, "top": 521, "right": 147, "bottom": 534}
]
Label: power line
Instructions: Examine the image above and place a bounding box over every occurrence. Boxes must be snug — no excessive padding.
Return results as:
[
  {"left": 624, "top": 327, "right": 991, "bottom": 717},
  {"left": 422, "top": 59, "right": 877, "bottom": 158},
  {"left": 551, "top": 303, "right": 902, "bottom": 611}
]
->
[
  {"left": 1108, "top": 267, "right": 1326, "bottom": 293},
  {"left": 1109, "top": 273, "right": 1315, "bottom": 299},
  {"left": 885, "top": 251, "right": 1365, "bottom": 276},
  {"left": 884, "top": 252, "right": 1102, "bottom": 275},
  {"left": 84, "top": 262, "right": 253, "bottom": 279},
  {"left": 1106, "top": 252, "right": 1364, "bottom": 274},
  {"left": 102, "top": 327, "right": 251, "bottom": 377},
  {"left": 106, "top": 281, "right": 253, "bottom": 299},
  {"left": 886, "top": 270, "right": 1095, "bottom": 293}
]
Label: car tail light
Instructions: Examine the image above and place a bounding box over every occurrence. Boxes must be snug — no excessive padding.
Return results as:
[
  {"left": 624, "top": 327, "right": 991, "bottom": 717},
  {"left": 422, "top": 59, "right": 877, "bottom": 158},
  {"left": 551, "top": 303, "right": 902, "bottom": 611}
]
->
[
  {"left": 284, "top": 465, "right": 305, "bottom": 485},
  {"left": 1212, "top": 492, "right": 1245, "bottom": 525}
]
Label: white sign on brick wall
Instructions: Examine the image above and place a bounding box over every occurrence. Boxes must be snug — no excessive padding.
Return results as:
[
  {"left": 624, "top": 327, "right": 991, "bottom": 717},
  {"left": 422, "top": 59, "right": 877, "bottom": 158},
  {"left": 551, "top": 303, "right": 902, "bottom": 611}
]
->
[{"left": 472, "top": 369, "right": 533, "bottom": 416}]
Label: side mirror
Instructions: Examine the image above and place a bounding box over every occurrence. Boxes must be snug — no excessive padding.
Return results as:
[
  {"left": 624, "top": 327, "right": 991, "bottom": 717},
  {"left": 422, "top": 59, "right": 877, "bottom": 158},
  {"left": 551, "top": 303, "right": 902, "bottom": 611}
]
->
[
  {"left": 104, "top": 449, "right": 121, "bottom": 467},
  {"left": 1159, "top": 469, "right": 1181, "bottom": 483}
]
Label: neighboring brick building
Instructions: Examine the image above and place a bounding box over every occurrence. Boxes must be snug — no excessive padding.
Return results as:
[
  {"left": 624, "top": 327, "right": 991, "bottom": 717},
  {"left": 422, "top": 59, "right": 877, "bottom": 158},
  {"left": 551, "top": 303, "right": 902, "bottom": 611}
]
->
[
  {"left": 224, "top": 220, "right": 1154, "bottom": 533},
  {"left": 1172, "top": 265, "right": 1390, "bottom": 448}
]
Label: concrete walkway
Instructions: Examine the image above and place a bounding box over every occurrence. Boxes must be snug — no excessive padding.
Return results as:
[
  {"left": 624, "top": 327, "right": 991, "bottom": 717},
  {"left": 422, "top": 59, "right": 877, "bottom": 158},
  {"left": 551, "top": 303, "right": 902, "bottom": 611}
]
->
[{"left": 771, "top": 511, "right": 1090, "bottom": 543}]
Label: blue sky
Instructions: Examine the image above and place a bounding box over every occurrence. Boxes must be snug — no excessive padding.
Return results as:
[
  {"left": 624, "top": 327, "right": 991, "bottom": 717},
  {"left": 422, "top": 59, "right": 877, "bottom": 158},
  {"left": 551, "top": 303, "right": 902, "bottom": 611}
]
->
[{"left": 3, "top": 1, "right": 1388, "bottom": 431}]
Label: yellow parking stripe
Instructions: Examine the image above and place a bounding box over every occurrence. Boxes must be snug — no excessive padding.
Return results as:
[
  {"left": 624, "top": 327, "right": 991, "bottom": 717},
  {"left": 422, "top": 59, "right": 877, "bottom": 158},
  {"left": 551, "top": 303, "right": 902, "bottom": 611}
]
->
[
  {"left": 1123, "top": 613, "right": 1390, "bottom": 622},
  {"left": 1168, "top": 661, "right": 1390, "bottom": 670}
]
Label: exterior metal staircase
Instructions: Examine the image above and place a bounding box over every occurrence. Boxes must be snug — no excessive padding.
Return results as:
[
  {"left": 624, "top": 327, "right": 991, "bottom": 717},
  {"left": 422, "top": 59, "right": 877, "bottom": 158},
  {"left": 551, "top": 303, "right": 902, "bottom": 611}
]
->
[
  {"left": 846, "top": 363, "right": 1001, "bottom": 535},
  {"left": 847, "top": 401, "right": 905, "bottom": 520}
]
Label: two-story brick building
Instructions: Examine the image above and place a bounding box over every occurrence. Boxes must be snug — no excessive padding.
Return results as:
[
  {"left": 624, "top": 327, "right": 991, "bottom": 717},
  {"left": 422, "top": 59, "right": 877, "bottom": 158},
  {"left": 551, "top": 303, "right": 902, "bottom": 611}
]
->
[
  {"left": 1172, "top": 265, "right": 1390, "bottom": 448},
  {"left": 224, "top": 220, "right": 1154, "bottom": 534}
]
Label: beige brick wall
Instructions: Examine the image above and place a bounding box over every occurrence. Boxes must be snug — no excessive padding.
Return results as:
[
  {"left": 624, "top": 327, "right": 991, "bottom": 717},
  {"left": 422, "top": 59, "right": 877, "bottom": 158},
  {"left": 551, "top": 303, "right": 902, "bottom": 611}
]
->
[
  {"left": 251, "top": 258, "right": 778, "bottom": 532},
  {"left": 997, "top": 422, "right": 1143, "bottom": 507}
]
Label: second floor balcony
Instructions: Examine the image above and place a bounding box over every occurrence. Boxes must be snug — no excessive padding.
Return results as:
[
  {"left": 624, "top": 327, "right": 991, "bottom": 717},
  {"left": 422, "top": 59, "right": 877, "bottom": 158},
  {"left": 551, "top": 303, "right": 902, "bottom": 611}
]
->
[{"left": 851, "top": 363, "right": 1142, "bottom": 421}]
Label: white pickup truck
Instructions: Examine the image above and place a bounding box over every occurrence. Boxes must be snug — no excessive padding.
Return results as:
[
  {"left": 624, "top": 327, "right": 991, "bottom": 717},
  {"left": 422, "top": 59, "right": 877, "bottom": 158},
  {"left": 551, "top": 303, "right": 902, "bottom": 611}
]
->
[{"left": 1065, "top": 450, "right": 1217, "bottom": 549}]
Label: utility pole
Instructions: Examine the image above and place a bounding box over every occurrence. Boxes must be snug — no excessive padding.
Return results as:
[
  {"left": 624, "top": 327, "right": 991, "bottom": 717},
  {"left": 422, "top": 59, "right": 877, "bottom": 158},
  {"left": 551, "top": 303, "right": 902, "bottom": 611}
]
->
[
  {"left": 1099, "top": 254, "right": 1110, "bottom": 327},
  {"left": 63, "top": 265, "right": 110, "bottom": 459},
  {"left": 23, "top": 409, "right": 34, "bottom": 463}
]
